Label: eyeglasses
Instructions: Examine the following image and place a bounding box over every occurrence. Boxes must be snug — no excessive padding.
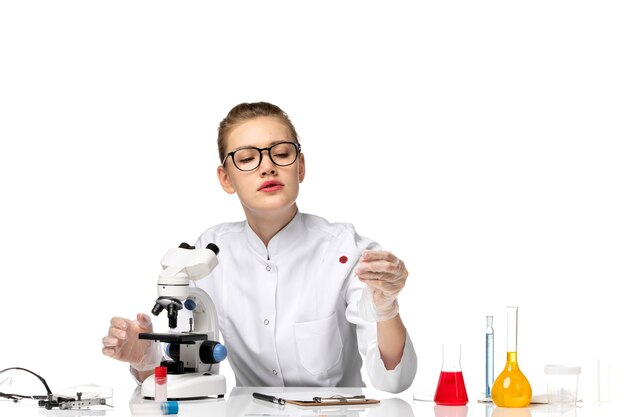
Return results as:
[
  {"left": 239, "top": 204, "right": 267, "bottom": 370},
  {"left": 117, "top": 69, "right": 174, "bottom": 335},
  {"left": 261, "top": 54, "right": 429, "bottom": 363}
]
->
[{"left": 222, "top": 141, "right": 301, "bottom": 172}]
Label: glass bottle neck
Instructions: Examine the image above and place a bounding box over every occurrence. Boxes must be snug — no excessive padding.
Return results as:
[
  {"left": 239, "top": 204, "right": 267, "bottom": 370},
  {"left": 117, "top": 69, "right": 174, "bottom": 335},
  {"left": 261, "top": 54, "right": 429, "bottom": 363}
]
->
[
  {"left": 506, "top": 306, "right": 519, "bottom": 352},
  {"left": 486, "top": 315, "right": 494, "bottom": 334},
  {"left": 506, "top": 351, "right": 519, "bottom": 363}
]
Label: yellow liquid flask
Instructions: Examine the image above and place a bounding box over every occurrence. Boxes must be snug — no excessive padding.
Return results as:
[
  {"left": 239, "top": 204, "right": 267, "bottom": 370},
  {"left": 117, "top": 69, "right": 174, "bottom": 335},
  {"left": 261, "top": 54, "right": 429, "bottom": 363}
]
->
[{"left": 492, "top": 306, "right": 532, "bottom": 407}]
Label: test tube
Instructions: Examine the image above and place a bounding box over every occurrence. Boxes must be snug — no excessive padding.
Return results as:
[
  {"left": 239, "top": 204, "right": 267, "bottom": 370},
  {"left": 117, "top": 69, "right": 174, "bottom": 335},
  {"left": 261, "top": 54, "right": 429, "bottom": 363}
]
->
[
  {"left": 154, "top": 366, "right": 168, "bottom": 402},
  {"left": 485, "top": 315, "right": 494, "bottom": 399},
  {"left": 130, "top": 401, "right": 179, "bottom": 415}
]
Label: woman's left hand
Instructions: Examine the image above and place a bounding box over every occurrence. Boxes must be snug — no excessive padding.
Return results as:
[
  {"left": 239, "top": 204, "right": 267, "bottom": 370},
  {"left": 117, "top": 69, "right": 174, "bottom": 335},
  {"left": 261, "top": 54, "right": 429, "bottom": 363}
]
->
[{"left": 355, "top": 250, "right": 408, "bottom": 321}]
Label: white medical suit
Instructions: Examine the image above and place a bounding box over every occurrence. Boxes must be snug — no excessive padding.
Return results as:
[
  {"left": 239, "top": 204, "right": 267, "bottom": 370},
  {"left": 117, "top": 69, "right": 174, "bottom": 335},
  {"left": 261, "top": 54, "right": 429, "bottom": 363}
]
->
[{"left": 193, "top": 211, "right": 417, "bottom": 393}]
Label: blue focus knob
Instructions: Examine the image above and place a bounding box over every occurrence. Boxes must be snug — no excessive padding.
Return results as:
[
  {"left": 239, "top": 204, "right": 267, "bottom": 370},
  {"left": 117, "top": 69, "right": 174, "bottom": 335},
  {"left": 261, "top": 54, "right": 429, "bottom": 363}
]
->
[
  {"left": 213, "top": 343, "right": 228, "bottom": 362},
  {"left": 199, "top": 340, "right": 228, "bottom": 364},
  {"left": 184, "top": 299, "right": 197, "bottom": 311}
]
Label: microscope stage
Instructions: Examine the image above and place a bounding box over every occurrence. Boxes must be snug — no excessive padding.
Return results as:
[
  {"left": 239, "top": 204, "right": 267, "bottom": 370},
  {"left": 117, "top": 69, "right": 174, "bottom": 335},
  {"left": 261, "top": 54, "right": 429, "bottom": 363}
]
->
[{"left": 138, "top": 332, "right": 208, "bottom": 343}]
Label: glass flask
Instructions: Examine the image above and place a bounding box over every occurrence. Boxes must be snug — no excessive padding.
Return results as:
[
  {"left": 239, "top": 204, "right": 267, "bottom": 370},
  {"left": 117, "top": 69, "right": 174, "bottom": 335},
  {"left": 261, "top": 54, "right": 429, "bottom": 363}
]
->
[
  {"left": 434, "top": 343, "right": 469, "bottom": 406},
  {"left": 492, "top": 306, "right": 532, "bottom": 407}
]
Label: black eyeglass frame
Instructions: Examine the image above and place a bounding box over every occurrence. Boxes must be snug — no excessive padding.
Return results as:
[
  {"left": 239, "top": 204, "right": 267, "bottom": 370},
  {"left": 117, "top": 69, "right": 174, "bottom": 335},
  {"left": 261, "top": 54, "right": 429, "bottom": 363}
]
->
[{"left": 221, "top": 141, "right": 302, "bottom": 172}]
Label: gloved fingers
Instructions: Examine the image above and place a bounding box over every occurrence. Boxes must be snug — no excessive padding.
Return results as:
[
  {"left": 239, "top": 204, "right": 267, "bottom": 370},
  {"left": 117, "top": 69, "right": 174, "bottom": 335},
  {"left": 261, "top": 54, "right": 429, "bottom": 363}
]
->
[
  {"left": 106, "top": 326, "right": 128, "bottom": 341},
  {"left": 103, "top": 317, "right": 127, "bottom": 359},
  {"left": 356, "top": 268, "right": 387, "bottom": 280},
  {"left": 136, "top": 313, "right": 153, "bottom": 331},
  {"left": 356, "top": 253, "right": 406, "bottom": 279},
  {"left": 356, "top": 250, "right": 407, "bottom": 322},
  {"left": 137, "top": 312, "right": 151, "bottom": 323},
  {"left": 110, "top": 316, "right": 130, "bottom": 330},
  {"left": 101, "top": 345, "right": 129, "bottom": 360},
  {"left": 359, "top": 249, "right": 396, "bottom": 263},
  {"left": 358, "top": 265, "right": 407, "bottom": 288},
  {"left": 101, "top": 346, "right": 117, "bottom": 357},
  {"left": 101, "top": 340, "right": 127, "bottom": 360},
  {"left": 357, "top": 268, "right": 406, "bottom": 285},
  {"left": 102, "top": 314, "right": 161, "bottom": 368},
  {"left": 102, "top": 334, "right": 123, "bottom": 348},
  {"left": 357, "top": 269, "right": 405, "bottom": 283},
  {"left": 357, "top": 250, "right": 403, "bottom": 271},
  {"left": 360, "top": 277, "right": 406, "bottom": 293},
  {"left": 356, "top": 257, "right": 399, "bottom": 273}
]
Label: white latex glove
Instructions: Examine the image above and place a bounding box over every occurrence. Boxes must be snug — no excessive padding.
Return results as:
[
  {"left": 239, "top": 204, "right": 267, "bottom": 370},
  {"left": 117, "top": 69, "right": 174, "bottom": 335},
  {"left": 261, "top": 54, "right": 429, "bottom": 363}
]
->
[
  {"left": 355, "top": 250, "right": 408, "bottom": 322},
  {"left": 101, "top": 313, "right": 162, "bottom": 372}
]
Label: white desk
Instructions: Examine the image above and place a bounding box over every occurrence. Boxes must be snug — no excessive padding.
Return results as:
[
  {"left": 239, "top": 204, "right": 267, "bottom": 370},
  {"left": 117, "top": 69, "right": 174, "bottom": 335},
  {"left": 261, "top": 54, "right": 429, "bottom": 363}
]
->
[{"left": 1, "top": 385, "right": 617, "bottom": 416}]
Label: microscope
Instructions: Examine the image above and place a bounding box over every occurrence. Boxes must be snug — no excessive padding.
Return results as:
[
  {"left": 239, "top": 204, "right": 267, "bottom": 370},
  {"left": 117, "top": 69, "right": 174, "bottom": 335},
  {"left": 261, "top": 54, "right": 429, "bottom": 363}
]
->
[{"left": 139, "top": 242, "right": 227, "bottom": 400}]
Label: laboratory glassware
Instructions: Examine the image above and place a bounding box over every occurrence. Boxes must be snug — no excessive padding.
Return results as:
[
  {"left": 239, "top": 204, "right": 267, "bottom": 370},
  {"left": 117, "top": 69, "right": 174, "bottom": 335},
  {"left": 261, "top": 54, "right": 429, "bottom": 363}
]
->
[
  {"left": 485, "top": 315, "right": 494, "bottom": 399},
  {"left": 544, "top": 364, "right": 580, "bottom": 405},
  {"left": 434, "top": 343, "right": 469, "bottom": 406},
  {"left": 154, "top": 366, "right": 167, "bottom": 402},
  {"left": 491, "top": 306, "right": 532, "bottom": 407}
]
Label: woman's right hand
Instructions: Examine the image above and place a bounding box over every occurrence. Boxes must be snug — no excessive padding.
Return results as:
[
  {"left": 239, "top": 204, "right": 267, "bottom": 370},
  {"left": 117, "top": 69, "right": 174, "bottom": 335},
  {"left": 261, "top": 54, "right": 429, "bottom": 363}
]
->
[{"left": 101, "top": 313, "right": 162, "bottom": 371}]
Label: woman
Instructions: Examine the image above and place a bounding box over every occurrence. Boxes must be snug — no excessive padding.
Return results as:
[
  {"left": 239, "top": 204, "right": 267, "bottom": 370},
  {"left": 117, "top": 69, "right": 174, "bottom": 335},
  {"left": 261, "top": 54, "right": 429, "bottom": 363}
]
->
[{"left": 102, "top": 102, "right": 417, "bottom": 393}]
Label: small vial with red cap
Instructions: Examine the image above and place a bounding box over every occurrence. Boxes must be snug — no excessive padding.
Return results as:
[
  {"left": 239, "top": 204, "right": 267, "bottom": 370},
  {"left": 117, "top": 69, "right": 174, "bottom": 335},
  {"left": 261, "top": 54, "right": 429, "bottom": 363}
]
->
[{"left": 154, "top": 366, "right": 168, "bottom": 402}]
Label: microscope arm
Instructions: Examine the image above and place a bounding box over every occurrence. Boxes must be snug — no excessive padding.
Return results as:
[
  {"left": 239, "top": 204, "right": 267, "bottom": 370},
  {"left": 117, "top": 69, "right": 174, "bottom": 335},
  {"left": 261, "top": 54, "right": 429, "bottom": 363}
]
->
[{"left": 186, "top": 286, "right": 220, "bottom": 342}]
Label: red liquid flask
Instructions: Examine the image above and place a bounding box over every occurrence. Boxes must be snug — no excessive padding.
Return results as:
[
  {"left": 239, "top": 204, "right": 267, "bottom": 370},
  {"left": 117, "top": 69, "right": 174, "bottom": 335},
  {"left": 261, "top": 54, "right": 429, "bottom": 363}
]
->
[
  {"left": 434, "top": 344, "right": 469, "bottom": 406},
  {"left": 434, "top": 371, "right": 469, "bottom": 405}
]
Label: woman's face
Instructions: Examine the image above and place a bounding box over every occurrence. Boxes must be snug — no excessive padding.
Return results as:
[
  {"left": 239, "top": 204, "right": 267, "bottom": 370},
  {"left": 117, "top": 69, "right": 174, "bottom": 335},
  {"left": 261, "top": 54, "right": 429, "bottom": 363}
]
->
[{"left": 217, "top": 116, "right": 305, "bottom": 218}]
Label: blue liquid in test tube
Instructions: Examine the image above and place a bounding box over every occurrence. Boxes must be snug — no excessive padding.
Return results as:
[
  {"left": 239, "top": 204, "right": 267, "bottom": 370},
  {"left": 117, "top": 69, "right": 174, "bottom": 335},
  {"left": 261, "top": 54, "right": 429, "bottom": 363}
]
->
[{"left": 485, "top": 315, "right": 494, "bottom": 399}]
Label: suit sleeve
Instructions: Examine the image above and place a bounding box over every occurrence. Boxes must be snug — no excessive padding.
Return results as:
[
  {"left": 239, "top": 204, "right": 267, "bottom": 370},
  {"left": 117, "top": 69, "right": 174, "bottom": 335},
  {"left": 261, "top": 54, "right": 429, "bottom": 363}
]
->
[{"left": 343, "top": 234, "right": 417, "bottom": 393}]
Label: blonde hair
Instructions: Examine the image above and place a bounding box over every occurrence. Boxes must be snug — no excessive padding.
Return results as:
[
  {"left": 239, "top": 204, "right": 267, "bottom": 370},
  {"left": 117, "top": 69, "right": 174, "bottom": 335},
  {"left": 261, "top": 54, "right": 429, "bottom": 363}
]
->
[{"left": 217, "top": 102, "right": 299, "bottom": 163}]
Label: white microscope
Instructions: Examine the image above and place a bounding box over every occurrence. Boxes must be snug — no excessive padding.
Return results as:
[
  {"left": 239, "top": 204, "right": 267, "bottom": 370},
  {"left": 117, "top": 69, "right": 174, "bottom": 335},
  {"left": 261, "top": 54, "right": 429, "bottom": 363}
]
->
[{"left": 139, "top": 242, "right": 227, "bottom": 400}]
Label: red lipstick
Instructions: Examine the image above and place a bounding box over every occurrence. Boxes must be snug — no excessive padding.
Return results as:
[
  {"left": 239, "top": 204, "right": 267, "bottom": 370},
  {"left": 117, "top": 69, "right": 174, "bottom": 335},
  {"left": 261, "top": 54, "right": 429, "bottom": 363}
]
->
[{"left": 258, "top": 180, "right": 284, "bottom": 192}]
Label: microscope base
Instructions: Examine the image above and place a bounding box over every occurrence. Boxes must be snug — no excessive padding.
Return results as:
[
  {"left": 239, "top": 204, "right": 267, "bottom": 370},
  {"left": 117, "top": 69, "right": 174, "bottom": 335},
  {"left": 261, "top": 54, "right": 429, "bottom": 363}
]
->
[{"left": 142, "top": 373, "right": 227, "bottom": 400}]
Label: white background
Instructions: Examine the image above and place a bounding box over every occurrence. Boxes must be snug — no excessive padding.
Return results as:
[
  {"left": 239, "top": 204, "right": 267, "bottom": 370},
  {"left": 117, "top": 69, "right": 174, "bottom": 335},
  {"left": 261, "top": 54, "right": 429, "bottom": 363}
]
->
[{"left": 1, "top": 0, "right": 624, "bottom": 405}]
